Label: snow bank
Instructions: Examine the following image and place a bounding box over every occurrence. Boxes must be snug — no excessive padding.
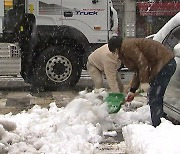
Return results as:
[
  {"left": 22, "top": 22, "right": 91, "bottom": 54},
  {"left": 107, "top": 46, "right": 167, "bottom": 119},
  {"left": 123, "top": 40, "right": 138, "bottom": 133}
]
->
[
  {"left": 0, "top": 90, "right": 112, "bottom": 154},
  {"left": 122, "top": 119, "right": 180, "bottom": 154}
]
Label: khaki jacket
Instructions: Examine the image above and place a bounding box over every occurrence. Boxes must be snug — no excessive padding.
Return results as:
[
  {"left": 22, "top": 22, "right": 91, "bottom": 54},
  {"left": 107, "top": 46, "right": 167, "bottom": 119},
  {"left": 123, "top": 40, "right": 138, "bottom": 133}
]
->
[
  {"left": 119, "top": 38, "right": 174, "bottom": 91},
  {"left": 88, "top": 44, "right": 121, "bottom": 92}
]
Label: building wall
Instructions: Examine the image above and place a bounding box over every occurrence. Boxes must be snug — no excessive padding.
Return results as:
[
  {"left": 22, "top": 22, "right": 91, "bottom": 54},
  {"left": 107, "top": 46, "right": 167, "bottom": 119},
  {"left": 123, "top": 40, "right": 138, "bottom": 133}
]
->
[
  {"left": 112, "top": 0, "right": 124, "bottom": 36},
  {"left": 124, "top": 0, "right": 136, "bottom": 38},
  {"left": 136, "top": 1, "right": 180, "bottom": 37},
  {"left": 112, "top": 0, "right": 180, "bottom": 38},
  {"left": 112, "top": 0, "right": 136, "bottom": 38}
]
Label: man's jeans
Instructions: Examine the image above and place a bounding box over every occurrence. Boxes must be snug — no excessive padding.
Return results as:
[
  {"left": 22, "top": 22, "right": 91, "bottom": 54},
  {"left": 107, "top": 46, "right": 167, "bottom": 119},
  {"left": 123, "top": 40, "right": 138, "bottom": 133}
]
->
[{"left": 148, "top": 58, "right": 177, "bottom": 127}]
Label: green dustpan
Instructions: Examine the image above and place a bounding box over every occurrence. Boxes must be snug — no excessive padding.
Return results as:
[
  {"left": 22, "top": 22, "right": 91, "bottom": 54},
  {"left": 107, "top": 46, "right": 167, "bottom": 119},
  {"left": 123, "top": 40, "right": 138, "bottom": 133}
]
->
[{"left": 105, "top": 93, "right": 125, "bottom": 114}]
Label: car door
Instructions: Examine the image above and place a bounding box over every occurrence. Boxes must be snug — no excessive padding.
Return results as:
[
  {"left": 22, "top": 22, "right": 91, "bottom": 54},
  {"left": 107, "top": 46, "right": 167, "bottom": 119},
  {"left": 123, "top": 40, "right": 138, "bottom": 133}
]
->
[
  {"left": 36, "top": 0, "right": 63, "bottom": 26},
  {"left": 163, "top": 26, "right": 180, "bottom": 122},
  {"left": 61, "top": 0, "right": 109, "bottom": 43}
]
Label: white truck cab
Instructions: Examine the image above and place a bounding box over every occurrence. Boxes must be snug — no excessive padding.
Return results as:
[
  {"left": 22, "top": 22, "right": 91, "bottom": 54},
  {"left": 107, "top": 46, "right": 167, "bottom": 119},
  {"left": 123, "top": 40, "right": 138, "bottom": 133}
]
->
[{"left": 0, "top": 0, "right": 118, "bottom": 90}]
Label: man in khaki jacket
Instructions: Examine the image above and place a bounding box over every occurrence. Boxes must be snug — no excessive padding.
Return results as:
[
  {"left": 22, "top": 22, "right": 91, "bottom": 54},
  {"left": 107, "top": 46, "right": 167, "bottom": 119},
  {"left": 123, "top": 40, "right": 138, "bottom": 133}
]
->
[
  {"left": 87, "top": 44, "right": 124, "bottom": 93},
  {"left": 108, "top": 36, "right": 176, "bottom": 127}
]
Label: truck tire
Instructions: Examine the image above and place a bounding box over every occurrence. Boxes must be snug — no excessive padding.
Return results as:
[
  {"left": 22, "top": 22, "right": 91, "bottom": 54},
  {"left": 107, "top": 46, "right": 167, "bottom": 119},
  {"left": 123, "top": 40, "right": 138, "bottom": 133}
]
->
[{"left": 32, "top": 45, "right": 82, "bottom": 89}]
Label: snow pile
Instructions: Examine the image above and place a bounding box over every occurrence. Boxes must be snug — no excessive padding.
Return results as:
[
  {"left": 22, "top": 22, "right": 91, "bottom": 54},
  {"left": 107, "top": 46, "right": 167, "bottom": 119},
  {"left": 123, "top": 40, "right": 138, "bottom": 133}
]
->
[
  {"left": 122, "top": 119, "right": 180, "bottom": 154},
  {"left": 0, "top": 90, "right": 113, "bottom": 154},
  {"left": 0, "top": 120, "right": 17, "bottom": 153},
  {"left": 110, "top": 102, "right": 151, "bottom": 129},
  {"left": 0, "top": 89, "right": 179, "bottom": 154}
]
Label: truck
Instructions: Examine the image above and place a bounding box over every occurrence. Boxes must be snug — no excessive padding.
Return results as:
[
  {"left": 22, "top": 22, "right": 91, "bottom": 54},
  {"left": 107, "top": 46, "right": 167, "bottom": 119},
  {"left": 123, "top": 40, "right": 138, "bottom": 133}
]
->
[{"left": 0, "top": 0, "right": 118, "bottom": 90}]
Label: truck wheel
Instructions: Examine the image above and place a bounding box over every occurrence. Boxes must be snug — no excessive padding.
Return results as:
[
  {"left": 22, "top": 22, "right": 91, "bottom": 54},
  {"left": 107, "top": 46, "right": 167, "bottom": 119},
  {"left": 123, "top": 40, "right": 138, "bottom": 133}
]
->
[{"left": 33, "top": 46, "right": 82, "bottom": 89}]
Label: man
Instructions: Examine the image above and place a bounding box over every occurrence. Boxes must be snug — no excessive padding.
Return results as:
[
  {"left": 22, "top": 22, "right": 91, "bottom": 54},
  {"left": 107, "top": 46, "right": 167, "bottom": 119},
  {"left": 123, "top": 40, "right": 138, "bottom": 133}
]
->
[
  {"left": 108, "top": 36, "right": 177, "bottom": 127},
  {"left": 87, "top": 44, "right": 124, "bottom": 93}
]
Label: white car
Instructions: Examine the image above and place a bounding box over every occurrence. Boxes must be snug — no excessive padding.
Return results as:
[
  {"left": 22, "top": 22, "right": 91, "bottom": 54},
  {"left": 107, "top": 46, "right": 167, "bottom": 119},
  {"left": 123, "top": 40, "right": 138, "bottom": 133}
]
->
[{"left": 147, "top": 12, "right": 180, "bottom": 122}]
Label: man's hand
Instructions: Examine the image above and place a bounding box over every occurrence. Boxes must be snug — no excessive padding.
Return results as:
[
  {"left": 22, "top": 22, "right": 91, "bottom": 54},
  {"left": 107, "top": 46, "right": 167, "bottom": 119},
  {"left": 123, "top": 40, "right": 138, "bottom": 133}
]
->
[{"left": 126, "top": 92, "right": 135, "bottom": 102}]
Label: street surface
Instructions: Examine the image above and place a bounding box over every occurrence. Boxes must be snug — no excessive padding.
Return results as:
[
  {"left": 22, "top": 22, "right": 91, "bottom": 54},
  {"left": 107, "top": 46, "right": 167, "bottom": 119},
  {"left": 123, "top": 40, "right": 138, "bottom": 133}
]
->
[{"left": 0, "top": 70, "right": 134, "bottom": 114}]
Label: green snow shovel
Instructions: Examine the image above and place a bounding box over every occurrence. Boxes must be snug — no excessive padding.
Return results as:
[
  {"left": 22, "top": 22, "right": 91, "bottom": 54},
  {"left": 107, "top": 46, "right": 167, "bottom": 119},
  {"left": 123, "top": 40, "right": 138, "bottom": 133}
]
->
[{"left": 105, "top": 93, "right": 125, "bottom": 114}]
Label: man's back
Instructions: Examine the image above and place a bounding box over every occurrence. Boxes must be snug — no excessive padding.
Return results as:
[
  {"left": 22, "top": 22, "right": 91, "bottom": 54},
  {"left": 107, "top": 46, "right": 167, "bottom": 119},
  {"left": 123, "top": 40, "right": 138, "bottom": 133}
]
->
[
  {"left": 122, "top": 38, "right": 173, "bottom": 63},
  {"left": 88, "top": 44, "right": 120, "bottom": 71},
  {"left": 120, "top": 38, "right": 174, "bottom": 83}
]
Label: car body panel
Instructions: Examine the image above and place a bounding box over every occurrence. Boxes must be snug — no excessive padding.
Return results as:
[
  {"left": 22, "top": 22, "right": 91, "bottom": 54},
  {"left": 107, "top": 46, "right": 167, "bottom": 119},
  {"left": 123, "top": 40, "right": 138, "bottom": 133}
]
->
[{"left": 147, "top": 12, "right": 180, "bottom": 121}]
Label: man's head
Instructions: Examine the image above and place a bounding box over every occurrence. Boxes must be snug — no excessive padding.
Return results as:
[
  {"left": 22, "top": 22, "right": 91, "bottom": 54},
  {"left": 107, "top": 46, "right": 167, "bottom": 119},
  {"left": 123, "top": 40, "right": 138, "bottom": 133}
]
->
[{"left": 108, "top": 36, "right": 123, "bottom": 53}]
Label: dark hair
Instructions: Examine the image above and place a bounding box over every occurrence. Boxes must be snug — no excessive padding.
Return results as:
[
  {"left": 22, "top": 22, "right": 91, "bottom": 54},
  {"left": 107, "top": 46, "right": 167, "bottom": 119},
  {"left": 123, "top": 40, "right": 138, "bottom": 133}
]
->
[{"left": 108, "top": 36, "right": 123, "bottom": 53}]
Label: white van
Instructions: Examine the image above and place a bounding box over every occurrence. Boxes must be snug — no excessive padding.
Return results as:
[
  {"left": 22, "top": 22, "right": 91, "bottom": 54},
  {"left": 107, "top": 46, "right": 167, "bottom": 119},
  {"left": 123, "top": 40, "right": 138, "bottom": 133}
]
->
[{"left": 150, "top": 12, "right": 180, "bottom": 122}]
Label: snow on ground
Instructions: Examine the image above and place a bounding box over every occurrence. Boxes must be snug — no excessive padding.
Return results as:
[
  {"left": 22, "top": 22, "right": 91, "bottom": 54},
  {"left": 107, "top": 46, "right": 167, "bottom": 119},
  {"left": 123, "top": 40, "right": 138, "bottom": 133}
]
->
[
  {"left": 123, "top": 120, "right": 180, "bottom": 154},
  {"left": 0, "top": 89, "right": 179, "bottom": 154}
]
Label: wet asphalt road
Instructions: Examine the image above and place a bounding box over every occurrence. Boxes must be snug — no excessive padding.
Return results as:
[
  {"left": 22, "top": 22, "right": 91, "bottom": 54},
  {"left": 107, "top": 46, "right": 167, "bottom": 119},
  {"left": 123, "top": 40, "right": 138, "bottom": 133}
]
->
[
  {"left": 0, "top": 70, "right": 133, "bottom": 115},
  {"left": 0, "top": 70, "right": 133, "bottom": 114}
]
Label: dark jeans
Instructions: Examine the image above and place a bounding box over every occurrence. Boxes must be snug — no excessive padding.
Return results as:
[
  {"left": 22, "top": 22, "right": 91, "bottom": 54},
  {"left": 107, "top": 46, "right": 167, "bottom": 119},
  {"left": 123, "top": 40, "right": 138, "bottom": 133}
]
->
[{"left": 148, "top": 58, "right": 177, "bottom": 127}]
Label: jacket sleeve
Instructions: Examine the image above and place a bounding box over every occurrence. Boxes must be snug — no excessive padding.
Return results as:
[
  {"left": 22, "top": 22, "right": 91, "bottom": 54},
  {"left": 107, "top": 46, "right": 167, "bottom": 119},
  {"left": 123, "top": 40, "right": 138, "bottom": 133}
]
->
[
  {"left": 104, "top": 59, "right": 120, "bottom": 93},
  {"left": 130, "top": 72, "right": 140, "bottom": 92}
]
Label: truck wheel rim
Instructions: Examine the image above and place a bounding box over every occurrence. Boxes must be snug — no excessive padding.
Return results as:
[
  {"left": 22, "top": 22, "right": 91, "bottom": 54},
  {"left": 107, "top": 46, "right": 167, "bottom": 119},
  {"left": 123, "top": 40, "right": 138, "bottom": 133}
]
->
[{"left": 46, "top": 55, "right": 72, "bottom": 83}]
